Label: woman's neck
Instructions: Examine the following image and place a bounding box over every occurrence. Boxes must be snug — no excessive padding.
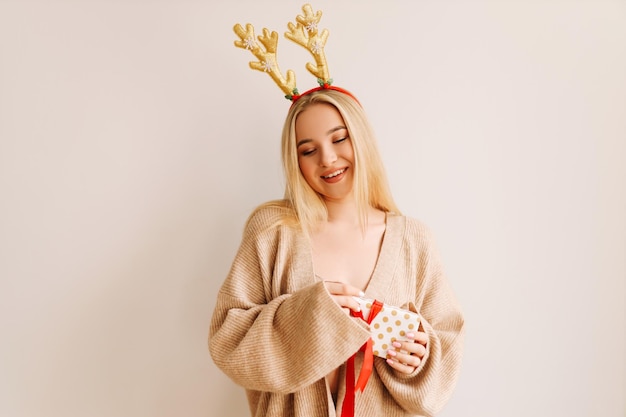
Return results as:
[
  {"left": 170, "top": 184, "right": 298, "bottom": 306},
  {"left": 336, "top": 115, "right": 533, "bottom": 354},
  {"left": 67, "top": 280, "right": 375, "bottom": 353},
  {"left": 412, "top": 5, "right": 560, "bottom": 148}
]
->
[
  {"left": 324, "top": 198, "right": 361, "bottom": 226},
  {"left": 323, "top": 197, "right": 385, "bottom": 229}
]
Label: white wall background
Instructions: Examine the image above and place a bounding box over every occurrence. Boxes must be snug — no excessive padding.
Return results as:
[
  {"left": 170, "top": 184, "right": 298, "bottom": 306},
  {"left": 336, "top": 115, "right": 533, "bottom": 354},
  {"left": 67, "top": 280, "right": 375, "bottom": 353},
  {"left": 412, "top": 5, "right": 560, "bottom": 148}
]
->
[{"left": 1, "top": 1, "right": 624, "bottom": 416}]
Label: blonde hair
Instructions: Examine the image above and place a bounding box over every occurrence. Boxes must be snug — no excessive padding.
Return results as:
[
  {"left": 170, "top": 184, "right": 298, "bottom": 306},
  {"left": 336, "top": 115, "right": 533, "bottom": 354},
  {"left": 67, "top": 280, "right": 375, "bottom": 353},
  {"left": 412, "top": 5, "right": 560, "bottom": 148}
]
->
[{"left": 268, "top": 89, "right": 400, "bottom": 235}]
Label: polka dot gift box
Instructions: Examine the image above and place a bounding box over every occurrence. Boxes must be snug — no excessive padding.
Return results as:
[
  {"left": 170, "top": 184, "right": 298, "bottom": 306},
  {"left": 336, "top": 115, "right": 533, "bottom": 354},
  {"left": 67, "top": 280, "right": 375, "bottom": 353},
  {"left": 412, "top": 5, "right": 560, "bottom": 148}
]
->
[{"left": 353, "top": 297, "right": 422, "bottom": 358}]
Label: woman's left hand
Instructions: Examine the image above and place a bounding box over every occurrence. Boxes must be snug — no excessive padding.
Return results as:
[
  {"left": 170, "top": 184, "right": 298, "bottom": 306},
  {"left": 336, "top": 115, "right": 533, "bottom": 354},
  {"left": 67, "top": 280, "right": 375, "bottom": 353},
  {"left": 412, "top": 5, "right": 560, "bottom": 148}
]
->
[{"left": 385, "top": 331, "right": 428, "bottom": 374}]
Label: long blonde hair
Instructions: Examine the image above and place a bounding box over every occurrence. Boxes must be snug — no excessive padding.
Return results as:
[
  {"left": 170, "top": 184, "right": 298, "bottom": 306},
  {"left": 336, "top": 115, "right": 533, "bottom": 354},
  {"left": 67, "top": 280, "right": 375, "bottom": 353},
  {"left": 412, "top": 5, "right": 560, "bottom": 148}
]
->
[{"left": 261, "top": 89, "right": 399, "bottom": 235}]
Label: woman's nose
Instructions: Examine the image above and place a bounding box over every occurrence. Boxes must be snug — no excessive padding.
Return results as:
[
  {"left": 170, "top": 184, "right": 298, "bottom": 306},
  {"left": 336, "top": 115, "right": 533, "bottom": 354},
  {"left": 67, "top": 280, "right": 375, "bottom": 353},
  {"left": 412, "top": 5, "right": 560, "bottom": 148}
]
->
[{"left": 319, "top": 146, "right": 337, "bottom": 167}]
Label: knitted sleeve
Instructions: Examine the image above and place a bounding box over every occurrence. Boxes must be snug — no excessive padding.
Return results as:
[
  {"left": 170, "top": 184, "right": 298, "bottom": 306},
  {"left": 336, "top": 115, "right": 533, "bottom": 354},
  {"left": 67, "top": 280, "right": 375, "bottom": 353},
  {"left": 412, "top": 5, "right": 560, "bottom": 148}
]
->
[
  {"left": 208, "top": 207, "right": 371, "bottom": 394},
  {"left": 375, "top": 219, "right": 465, "bottom": 416}
]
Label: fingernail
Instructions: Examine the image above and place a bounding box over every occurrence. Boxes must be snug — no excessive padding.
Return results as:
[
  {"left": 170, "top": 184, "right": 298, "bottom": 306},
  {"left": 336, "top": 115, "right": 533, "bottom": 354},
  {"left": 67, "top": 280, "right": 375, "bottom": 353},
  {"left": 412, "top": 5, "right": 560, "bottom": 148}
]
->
[
  {"left": 386, "top": 359, "right": 394, "bottom": 365},
  {"left": 359, "top": 291, "right": 365, "bottom": 297},
  {"left": 387, "top": 349, "right": 397, "bottom": 357},
  {"left": 407, "top": 333, "right": 415, "bottom": 339},
  {"left": 392, "top": 341, "right": 402, "bottom": 348}
]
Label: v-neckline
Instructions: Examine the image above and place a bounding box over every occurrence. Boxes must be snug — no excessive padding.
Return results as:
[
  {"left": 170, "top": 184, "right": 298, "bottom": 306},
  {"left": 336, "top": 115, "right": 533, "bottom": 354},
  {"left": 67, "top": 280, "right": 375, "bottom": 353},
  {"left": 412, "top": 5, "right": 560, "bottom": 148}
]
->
[
  {"left": 361, "top": 214, "right": 403, "bottom": 299},
  {"left": 304, "top": 213, "right": 403, "bottom": 298}
]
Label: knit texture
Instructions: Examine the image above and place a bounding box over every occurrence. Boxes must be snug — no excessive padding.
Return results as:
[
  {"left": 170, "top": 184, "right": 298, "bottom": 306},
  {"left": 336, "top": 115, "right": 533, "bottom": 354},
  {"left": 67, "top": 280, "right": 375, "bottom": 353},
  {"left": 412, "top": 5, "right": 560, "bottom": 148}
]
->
[{"left": 209, "top": 204, "right": 464, "bottom": 417}]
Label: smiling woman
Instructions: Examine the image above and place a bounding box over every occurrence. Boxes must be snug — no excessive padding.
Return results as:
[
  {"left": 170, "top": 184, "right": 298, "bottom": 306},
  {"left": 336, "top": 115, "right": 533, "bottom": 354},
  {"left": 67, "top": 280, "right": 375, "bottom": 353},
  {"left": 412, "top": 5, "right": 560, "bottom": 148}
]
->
[
  {"left": 208, "top": 83, "right": 465, "bottom": 417},
  {"left": 208, "top": 3, "right": 464, "bottom": 417}
]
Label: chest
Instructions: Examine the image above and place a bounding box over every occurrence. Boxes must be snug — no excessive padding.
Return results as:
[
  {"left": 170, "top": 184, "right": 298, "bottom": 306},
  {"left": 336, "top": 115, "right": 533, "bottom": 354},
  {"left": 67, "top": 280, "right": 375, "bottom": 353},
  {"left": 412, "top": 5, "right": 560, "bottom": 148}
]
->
[{"left": 310, "top": 223, "right": 386, "bottom": 291}]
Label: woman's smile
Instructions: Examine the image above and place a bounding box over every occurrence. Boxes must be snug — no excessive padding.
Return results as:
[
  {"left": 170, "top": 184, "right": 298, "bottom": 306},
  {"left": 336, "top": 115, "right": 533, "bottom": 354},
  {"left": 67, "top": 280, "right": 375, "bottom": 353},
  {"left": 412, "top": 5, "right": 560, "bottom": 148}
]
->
[{"left": 321, "top": 167, "right": 348, "bottom": 182}]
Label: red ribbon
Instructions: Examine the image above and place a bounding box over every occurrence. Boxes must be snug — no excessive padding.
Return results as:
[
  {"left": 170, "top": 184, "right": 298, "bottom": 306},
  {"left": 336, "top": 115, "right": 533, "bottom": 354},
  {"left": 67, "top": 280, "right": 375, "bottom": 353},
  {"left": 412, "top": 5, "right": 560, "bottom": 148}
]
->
[{"left": 341, "top": 300, "right": 383, "bottom": 417}]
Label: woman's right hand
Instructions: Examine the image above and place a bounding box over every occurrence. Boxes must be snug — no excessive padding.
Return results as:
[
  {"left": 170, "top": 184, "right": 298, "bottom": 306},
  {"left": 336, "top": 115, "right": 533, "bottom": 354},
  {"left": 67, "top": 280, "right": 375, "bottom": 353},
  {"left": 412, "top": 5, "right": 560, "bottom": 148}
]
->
[{"left": 323, "top": 281, "right": 365, "bottom": 315}]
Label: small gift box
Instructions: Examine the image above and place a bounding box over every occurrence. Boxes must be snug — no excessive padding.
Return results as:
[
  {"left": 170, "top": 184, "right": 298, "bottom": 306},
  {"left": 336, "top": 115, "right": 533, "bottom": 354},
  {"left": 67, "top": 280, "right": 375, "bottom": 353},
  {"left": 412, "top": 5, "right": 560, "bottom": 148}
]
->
[{"left": 353, "top": 297, "right": 421, "bottom": 358}]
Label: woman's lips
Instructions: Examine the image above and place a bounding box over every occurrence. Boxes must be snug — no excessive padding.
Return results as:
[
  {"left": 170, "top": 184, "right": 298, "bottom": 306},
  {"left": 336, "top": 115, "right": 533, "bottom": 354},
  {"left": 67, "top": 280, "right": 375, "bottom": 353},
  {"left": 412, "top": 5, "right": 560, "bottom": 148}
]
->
[{"left": 321, "top": 167, "right": 347, "bottom": 183}]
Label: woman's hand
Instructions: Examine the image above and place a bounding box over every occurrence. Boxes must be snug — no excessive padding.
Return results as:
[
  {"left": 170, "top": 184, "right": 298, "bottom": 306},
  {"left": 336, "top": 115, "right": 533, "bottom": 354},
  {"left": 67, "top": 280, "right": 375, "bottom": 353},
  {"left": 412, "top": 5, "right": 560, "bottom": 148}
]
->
[
  {"left": 385, "top": 331, "right": 428, "bottom": 374},
  {"left": 323, "top": 281, "right": 364, "bottom": 315}
]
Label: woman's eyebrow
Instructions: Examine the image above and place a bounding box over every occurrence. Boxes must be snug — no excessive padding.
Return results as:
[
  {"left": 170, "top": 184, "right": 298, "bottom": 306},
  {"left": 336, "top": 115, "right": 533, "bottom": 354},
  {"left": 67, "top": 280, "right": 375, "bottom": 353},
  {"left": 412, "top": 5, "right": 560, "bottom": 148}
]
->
[
  {"left": 327, "top": 125, "right": 347, "bottom": 135},
  {"left": 297, "top": 126, "right": 347, "bottom": 148},
  {"left": 296, "top": 138, "right": 312, "bottom": 147}
]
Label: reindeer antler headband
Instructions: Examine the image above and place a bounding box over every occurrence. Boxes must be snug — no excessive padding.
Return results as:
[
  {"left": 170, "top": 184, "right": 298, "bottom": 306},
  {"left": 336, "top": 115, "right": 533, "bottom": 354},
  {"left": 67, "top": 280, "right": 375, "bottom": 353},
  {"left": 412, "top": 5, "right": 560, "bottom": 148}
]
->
[{"left": 233, "top": 3, "right": 358, "bottom": 104}]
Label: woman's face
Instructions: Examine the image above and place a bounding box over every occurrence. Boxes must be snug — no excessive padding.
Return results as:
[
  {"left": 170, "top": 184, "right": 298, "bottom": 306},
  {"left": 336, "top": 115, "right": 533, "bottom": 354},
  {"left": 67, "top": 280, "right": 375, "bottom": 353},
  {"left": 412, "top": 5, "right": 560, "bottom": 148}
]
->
[{"left": 295, "top": 103, "right": 355, "bottom": 203}]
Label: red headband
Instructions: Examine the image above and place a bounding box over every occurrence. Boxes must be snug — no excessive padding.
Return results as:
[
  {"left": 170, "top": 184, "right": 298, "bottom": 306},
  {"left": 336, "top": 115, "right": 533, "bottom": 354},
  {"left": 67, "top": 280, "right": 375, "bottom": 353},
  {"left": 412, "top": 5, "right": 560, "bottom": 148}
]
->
[{"left": 289, "top": 81, "right": 360, "bottom": 106}]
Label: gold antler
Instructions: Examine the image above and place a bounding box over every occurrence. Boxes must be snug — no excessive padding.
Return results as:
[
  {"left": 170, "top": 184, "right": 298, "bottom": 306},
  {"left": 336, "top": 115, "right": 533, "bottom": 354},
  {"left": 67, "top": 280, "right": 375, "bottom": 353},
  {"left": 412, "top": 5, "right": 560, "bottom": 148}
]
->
[
  {"left": 233, "top": 23, "right": 297, "bottom": 97},
  {"left": 285, "top": 4, "right": 330, "bottom": 83}
]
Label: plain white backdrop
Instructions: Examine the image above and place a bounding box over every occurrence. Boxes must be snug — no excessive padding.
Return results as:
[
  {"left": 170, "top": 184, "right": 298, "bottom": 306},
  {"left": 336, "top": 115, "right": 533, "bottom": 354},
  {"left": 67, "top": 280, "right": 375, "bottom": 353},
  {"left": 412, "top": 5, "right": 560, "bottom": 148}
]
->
[{"left": 0, "top": 1, "right": 624, "bottom": 416}]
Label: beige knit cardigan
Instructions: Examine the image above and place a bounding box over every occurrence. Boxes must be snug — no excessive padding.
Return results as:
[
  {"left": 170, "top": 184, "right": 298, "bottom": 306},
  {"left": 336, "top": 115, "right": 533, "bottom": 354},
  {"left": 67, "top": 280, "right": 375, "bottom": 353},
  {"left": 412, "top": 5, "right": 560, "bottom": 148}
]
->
[{"left": 209, "top": 205, "right": 464, "bottom": 417}]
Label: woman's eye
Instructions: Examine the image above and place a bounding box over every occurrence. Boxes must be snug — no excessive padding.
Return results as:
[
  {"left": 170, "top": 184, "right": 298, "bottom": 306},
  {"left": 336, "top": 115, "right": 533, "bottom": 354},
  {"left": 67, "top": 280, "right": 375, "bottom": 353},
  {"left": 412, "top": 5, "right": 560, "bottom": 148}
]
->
[
  {"left": 301, "top": 149, "right": 316, "bottom": 156},
  {"left": 333, "top": 137, "right": 347, "bottom": 144}
]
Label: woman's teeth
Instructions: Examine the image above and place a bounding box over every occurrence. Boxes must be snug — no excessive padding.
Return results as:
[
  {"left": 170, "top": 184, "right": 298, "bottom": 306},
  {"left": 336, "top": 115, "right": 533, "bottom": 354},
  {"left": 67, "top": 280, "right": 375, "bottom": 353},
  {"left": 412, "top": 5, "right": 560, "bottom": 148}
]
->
[{"left": 322, "top": 168, "right": 345, "bottom": 179}]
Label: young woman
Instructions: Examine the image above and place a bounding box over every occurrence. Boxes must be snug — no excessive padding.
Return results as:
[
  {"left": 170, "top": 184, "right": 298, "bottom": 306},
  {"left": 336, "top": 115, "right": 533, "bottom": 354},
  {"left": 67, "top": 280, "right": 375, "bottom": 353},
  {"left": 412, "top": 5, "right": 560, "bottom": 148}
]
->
[{"left": 209, "top": 89, "right": 464, "bottom": 417}]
